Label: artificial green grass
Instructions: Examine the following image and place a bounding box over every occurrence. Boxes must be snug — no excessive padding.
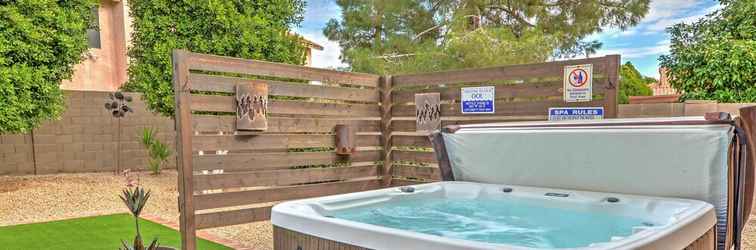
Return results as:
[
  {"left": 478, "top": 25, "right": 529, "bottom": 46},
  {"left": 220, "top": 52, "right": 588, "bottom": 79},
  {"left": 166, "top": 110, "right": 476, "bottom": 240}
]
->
[{"left": 0, "top": 214, "right": 231, "bottom": 250}]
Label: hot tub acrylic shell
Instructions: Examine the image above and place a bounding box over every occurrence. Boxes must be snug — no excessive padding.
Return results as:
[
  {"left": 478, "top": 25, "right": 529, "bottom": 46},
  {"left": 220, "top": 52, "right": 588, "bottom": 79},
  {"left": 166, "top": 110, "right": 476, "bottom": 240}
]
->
[{"left": 271, "top": 181, "right": 716, "bottom": 250}]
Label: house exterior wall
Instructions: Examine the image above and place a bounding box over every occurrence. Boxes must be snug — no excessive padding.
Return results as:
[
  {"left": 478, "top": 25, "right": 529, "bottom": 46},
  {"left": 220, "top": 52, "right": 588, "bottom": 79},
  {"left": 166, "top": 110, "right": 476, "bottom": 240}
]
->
[
  {"left": 649, "top": 67, "right": 678, "bottom": 96},
  {"left": 61, "top": 0, "right": 130, "bottom": 91},
  {"left": 60, "top": 0, "right": 316, "bottom": 91}
]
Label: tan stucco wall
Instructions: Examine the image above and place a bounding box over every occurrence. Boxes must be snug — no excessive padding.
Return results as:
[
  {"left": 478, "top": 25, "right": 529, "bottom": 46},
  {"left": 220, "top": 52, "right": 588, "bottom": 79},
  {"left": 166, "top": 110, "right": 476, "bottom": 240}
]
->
[
  {"left": 61, "top": 0, "right": 314, "bottom": 91},
  {"left": 61, "top": 0, "right": 130, "bottom": 91}
]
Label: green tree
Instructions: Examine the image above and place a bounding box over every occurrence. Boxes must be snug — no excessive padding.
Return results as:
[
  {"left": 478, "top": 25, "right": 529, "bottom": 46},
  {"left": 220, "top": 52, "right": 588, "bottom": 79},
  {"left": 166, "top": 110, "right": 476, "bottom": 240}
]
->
[
  {"left": 618, "top": 62, "right": 653, "bottom": 104},
  {"left": 124, "top": 0, "right": 307, "bottom": 116},
  {"left": 0, "top": 0, "right": 94, "bottom": 133},
  {"left": 659, "top": 0, "right": 756, "bottom": 102},
  {"left": 325, "top": 0, "right": 649, "bottom": 74}
]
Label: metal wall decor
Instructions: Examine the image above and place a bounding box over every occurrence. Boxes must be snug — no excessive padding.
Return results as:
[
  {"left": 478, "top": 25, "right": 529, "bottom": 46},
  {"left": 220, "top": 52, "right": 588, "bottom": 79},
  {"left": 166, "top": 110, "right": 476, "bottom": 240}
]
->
[
  {"left": 235, "top": 83, "right": 269, "bottom": 131},
  {"left": 334, "top": 124, "right": 356, "bottom": 155},
  {"left": 415, "top": 93, "right": 441, "bottom": 132}
]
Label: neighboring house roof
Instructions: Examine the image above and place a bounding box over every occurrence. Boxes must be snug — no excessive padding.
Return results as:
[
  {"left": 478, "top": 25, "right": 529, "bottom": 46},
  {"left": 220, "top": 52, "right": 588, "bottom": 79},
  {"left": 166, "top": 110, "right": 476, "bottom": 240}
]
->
[
  {"left": 290, "top": 32, "right": 323, "bottom": 51},
  {"left": 301, "top": 37, "right": 324, "bottom": 51}
]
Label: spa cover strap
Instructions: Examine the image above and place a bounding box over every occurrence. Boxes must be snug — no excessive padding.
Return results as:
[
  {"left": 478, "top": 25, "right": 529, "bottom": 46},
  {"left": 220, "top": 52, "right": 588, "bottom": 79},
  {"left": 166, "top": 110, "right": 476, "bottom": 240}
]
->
[
  {"left": 430, "top": 131, "right": 454, "bottom": 181},
  {"left": 729, "top": 126, "right": 747, "bottom": 250}
]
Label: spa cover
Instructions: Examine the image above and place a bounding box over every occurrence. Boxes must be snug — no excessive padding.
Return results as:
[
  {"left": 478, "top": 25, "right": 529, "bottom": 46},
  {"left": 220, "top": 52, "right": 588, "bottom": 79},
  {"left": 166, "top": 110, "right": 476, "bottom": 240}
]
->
[{"left": 431, "top": 116, "right": 739, "bottom": 249}]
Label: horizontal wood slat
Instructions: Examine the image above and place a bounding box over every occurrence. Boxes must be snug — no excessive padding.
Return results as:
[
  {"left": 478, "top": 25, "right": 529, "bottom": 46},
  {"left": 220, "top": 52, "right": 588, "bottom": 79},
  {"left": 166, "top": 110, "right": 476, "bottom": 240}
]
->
[
  {"left": 392, "top": 100, "right": 607, "bottom": 116},
  {"left": 392, "top": 165, "right": 441, "bottom": 180},
  {"left": 192, "top": 134, "right": 381, "bottom": 151},
  {"left": 194, "top": 179, "right": 382, "bottom": 210},
  {"left": 191, "top": 95, "right": 381, "bottom": 117},
  {"left": 392, "top": 150, "right": 437, "bottom": 163},
  {"left": 392, "top": 82, "right": 563, "bottom": 104},
  {"left": 391, "top": 56, "right": 609, "bottom": 87},
  {"left": 189, "top": 74, "right": 380, "bottom": 102},
  {"left": 392, "top": 134, "right": 432, "bottom": 147},
  {"left": 193, "top": 150, "right": 382, "bottom": 172},
  {"left": 392, "top": 81, "right": 607, "bottom": 104},
  {"left": 195, "top": 206, "right": 271, "bottom": 229},
  {"left": 391, "top": 116, "right": 547, "bottom": 131},
  {"left": 193, "top": 165, "right": 380, "bottom": 191},
  {"left": 184, "top": 52, "right": 380, "bottom": 87},
  {"left": 192, "top": 115, "right": 380, "bottom": 133}
]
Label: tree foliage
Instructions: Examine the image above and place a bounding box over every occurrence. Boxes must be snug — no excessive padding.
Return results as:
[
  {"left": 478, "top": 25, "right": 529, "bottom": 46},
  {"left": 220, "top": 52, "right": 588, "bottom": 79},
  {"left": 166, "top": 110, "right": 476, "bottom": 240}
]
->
[
  {"left": 124, "top": 0, "right": 307, "bottom": 116},
  {"left": 618, "top": 62, "right": 653, "bottom": 104},
  {"left": 659, "top": 0, "right": 756, "bottom": 102},
  {"left": 0, "top": 0, "right": 94, "bottom": 133},
  {"left": 325, "top": 0, "right": 649, "bottom": 74}
]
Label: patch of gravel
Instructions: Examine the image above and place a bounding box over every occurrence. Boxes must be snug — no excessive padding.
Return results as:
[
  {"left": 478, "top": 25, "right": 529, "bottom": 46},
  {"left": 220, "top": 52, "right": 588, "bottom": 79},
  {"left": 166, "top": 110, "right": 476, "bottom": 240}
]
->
[
  {"left": 0, "top": 170, "right": 271, "bottom": 250},
  {"left": 1, "top": 170, "right": 755, "bottom": 250}
]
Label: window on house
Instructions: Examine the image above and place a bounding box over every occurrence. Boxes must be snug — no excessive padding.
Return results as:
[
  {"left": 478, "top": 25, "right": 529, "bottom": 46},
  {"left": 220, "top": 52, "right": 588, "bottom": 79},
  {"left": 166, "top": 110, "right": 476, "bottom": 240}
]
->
[{"left": 87, "top": 6, "right": 101, "bottom": 49}]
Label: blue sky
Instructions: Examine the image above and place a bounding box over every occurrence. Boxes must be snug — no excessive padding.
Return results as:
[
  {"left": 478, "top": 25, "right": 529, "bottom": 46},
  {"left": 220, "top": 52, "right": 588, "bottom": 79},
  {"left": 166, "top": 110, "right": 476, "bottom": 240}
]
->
[{"left": 294, "top": 0, "right": 721, "bottom": 78}]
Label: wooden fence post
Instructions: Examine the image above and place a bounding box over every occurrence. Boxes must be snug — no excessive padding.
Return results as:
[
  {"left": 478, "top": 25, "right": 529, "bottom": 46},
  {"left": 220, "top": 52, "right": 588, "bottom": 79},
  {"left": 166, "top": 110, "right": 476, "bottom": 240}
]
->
[
  {"left": 172, "top": 49, "right": 197, "bottom": 250},
  {"left": 380, "top": 75, "right": 394, "bottom": 186},
  {"left": 605, "top": 55, "right": 620, "bottom": 118}
]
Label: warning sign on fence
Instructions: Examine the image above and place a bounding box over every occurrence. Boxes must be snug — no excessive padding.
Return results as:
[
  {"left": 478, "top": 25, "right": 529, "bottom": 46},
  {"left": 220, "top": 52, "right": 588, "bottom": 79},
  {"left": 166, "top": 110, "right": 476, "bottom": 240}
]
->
[
  {"left": 548, "top": 107, "right": 604, "bottom": 121},
  {"left": 461, "top": 86, "right": 495, "bottom": 114},
  {"left": 563, "top": 64, "right": 593, "bottom": 102}
]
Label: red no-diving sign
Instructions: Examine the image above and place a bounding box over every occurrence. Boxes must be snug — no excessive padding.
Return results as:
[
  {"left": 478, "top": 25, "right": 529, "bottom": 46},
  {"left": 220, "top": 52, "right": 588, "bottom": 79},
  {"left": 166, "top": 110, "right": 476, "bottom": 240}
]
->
[
  {"left": 568, "top": 69, "right": 589, "bottom": 87},
  {"left": 563, "top": 64, "right": 593, "bottom": 102}
]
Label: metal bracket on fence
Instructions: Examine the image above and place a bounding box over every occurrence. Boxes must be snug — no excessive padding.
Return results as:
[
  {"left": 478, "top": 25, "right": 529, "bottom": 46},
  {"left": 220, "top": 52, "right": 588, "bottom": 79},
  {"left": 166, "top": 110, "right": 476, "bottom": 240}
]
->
[{"left": 606, "top": 80, "right": 616, "bottom": 89}]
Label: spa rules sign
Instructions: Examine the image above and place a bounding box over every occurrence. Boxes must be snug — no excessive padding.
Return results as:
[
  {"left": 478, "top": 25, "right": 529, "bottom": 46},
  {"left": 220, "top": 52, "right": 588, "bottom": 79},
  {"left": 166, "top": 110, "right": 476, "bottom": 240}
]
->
[
  {"left": 563, "top": 64, "right": 593, "bottom": 102},
  {"left": 461, "top": 86, "right": 495, "bottom": 114}
]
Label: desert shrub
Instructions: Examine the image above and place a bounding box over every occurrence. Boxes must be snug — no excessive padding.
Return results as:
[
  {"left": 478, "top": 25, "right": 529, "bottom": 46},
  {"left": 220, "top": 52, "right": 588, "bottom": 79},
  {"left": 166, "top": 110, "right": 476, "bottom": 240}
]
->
[
  {"left": 140, "top": 128, "right": 170, "bottom": 175},
  {"left": 659, "top": 0, "right": 756, "bottom": 102},
  {"left": 0, "top": 0, "right": 94, "bottom": 133},
  {"left": 124, "top": 0, "right": 307, "bottom": 116}
]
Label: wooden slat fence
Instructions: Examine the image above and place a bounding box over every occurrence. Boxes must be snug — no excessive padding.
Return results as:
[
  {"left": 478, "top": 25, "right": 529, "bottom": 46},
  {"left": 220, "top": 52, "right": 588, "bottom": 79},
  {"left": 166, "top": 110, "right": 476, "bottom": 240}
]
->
[
  {"left": 388, "top": 56, "right": 620, "bottom": 184},
  {"left": 173, "top": 50, "right": 619, "bottom": 250},
  {"left": 172, "top": 51, "right": 385, "bottom": 250}
]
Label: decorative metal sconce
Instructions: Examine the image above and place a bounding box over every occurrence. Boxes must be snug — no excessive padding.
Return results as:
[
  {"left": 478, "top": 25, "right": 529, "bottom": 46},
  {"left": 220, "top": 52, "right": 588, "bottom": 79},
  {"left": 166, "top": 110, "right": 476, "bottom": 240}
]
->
[
  {"left": 415, "top": 93, "right": 441, "bottom": 132},
  {"left": 235, "top": 83, "right": 268, "bottom": 131},
  {"left": 104, "top": 91, "right": 133, "bottom": 117},
  {"left": 335, "top": 124, "right": 356, "bottom": 156},
  {"left": 104, "top": 91, "right": 132, "bottom": 174}
]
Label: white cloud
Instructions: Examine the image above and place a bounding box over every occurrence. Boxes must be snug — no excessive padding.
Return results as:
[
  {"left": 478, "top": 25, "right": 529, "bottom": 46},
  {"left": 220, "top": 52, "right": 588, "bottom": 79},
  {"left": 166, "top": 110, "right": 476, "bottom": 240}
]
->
[
  {"left": 297, "top": 31, "right": 347, "bottom": 69},
  {"left": 642, "top": 1, "right": 721, "bottom": 33},
  {"left": 644, "top": 0, "right": 701, "bottom": 23},
  {"left": 596, "top": 44, "right": 669, "bottom": 59}
]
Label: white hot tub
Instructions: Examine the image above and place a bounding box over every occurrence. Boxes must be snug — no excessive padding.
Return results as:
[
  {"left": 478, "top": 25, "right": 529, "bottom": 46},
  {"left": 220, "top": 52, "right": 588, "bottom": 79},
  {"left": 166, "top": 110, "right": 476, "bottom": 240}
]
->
[{"left": 272, "top": 181, "right": 716, "bottom": 250}]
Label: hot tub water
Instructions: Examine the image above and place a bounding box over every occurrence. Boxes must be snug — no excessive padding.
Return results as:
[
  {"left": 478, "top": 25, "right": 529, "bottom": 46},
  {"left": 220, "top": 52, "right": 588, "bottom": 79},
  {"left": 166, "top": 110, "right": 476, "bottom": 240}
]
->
[{"left": 332, "top": 197, "right": 647, "bottom": 248}]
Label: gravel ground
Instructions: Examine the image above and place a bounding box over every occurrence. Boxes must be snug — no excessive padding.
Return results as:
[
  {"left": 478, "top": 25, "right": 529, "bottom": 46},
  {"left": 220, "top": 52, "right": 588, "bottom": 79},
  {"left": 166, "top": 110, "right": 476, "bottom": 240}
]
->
[
  {"left": 0, "top": 170, "right": 273, "bottom": 250},
  {"left": 1, "top": 170, "right": 755, "bottom": 250}
]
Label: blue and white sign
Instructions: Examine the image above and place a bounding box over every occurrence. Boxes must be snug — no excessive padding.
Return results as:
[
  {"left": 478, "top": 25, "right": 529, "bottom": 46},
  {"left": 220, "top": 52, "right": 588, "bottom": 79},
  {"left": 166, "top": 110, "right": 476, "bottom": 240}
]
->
[
  {"left": 461, "top": 86, "right": 495, "bottom": 114},
  {"left": 548, "top": 107, "right": 604, "bottom": 121}
]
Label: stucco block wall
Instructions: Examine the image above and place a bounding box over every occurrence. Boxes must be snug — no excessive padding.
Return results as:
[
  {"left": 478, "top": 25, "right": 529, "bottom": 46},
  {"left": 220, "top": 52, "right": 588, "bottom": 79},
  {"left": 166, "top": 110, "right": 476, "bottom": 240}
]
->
[
  {"left": 0, "top": 90, "right": 175, "bottom": 175},
  {"left": 0, "top": 134, "right": 35, "bottom": 175},
  {"left": 618, "top": 101, "right": 755, "bottom": 118}
]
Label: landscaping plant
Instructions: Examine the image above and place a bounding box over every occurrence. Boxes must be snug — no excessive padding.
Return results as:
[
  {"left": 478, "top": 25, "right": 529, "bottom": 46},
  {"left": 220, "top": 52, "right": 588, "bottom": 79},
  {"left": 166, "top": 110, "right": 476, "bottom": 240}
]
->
[
  {"left": 619, "top": 62, "right": 654, "bottom": 104},
  {"left": 0, "top": 0, "right": 95, "bottom": 133},
  {"left": 324, "top": 0, "right": 650, "bottom": 74},
  {"left": 140, "top": 128, "right": 171, "bottom": 175},
  {"left": 119, "top": 186, "right": 160, "bottom": 250},
  {"left": 660, "top": 0, "right": 756, "bottom": 102},
  {"left": 124, "top": 0, "right": 307, "bottom": 117}
]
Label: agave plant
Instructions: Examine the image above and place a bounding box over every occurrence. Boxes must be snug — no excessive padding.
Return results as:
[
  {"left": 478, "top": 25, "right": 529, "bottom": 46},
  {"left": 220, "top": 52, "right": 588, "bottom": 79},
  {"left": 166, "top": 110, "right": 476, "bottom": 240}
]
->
[
  {"left": 140, "top": 128, "right": 171, "bottom": 175},
  {"left": 119, "top": 187, "right": 160, "bottom": 250}
]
